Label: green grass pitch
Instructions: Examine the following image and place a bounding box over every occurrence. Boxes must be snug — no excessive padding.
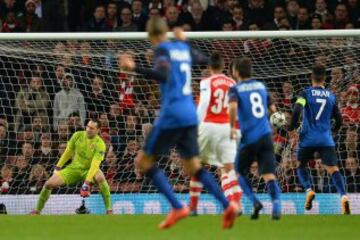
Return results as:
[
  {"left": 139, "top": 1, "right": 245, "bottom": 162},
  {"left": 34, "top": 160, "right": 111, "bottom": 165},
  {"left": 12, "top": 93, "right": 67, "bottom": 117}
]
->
[{"left": 1, "top": 215, "right": 359, "bottom": 240}]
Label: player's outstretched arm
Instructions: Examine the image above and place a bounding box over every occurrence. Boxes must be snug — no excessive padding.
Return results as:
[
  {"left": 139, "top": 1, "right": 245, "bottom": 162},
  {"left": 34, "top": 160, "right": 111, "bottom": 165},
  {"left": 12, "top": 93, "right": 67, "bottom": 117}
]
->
[
  {"left": 119, "top": 49, "right": 168, "bottom": 82},
  {"left": 55, "top": 147, "right": 73, "bottom": 172},
  {"left": 229, "top": 101, "right": 238, "bottom": 140}
]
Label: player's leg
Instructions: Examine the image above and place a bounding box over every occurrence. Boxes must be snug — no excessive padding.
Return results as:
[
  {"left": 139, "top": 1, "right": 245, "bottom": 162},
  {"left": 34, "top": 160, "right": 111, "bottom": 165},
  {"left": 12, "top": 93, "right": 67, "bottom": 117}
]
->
[
  {"left": 140, "top": 126, "right": 188, "bottom": 229},
  {"left": 235, "top": 145, "right": 262, "bottom": 219},
  {"left": 93, "top": 170, "right": 113, "bottom": 214},
  {"left": 33, "top": 171, "right": 65, "bottom": 214},
  {"left": 179, "top": 126, "right": 238, "bottom": 229},
  {"left": 296, "top": 147, "right": 316, "bottom": 210},
  {"left": 217, "top": 130, "right": 243, "bottom": 205},
  {"left": 221, "top": 163, "right": 242, "bottom": 205},
  {"left": 320, "top": 148, "right": 350, "bottom": 214},
  {"left": 257, "top": 134, "right": 281, "bottom": 220},
  {"left": 188, "top": 123, "right": 208, "bottom": 214}
]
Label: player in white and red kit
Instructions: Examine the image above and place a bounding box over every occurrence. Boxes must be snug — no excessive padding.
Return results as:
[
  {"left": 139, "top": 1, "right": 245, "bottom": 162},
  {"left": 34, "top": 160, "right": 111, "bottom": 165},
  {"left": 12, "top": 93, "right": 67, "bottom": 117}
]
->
[{"left": 189, "top": 54, "right": 242, "bottom": 215}]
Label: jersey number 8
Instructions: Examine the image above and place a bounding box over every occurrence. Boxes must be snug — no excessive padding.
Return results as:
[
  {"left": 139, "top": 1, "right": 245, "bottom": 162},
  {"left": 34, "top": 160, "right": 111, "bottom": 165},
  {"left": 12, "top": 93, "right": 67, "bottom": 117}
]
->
[{"left": 250, "top": 92, "right": 265, "bottom": 118}]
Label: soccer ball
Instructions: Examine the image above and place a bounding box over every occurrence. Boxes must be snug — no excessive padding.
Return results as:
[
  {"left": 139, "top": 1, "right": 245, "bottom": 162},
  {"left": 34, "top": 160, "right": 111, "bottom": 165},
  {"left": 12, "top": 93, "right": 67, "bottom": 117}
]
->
[{"left": 270, "top": 112, "right": 287, "bottom": 128}]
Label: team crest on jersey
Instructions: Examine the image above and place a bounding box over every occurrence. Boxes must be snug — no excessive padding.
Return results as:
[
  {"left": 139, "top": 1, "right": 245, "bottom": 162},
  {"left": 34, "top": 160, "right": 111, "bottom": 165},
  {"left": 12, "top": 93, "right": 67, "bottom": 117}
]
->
[{"left": 90, "top": 144, "right": 96, "bottom": 150}]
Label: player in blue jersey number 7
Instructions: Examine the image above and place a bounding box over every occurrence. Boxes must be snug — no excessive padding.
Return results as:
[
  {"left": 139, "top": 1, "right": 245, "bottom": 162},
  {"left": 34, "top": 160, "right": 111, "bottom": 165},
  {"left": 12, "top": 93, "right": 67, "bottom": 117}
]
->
[
  {"left": 119, "top": 17, "right": 238, "bottom": 229},
  {"left": 228, "top": 57, "right": 282, "bottom": 220},
  {"left": 289, "top": 65, "right": 351, "bottom": 214}
]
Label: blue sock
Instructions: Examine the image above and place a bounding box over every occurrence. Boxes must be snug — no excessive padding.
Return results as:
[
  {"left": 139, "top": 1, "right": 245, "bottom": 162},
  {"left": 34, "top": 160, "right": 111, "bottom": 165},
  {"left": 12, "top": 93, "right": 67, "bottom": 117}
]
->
[
  {"left": 267, "top": 180, "right": 281, "bottom": 216},
  {"left": 196, "top": 169, "right": 229, "bottom": 209},
  {"left": 297, "top": 167, "right": 312, "bottom": 191},
  {"left": 266, "top": 180, "right": 281, "bottom": 202},
  {"left": 331, "top": 171, "right": 346, "bottom": 196},
  {"left": 238, "top": 175, "right": 260, "bottom": 206},
  {"left": 146, "top": 166, "right": 183, "bottom": 209}
]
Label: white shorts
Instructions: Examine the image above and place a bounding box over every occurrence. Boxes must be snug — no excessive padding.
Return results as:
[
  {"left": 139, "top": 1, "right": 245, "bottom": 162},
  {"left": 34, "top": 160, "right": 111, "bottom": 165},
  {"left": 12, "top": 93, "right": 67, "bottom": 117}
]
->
[{"left": 198, "top": 122, "right": 240, "bottom": 167}]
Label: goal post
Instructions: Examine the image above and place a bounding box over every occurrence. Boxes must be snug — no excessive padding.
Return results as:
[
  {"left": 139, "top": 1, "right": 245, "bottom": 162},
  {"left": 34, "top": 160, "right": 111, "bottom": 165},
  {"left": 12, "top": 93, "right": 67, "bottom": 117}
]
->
[{"left": 0, "top": 30, "right": 359, "bottom": 215}]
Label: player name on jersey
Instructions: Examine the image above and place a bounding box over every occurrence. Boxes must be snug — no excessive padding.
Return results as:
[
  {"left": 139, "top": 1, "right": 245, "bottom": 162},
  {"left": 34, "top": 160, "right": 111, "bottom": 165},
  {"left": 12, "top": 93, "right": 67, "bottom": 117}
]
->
[
  {"left": 311, "top": 89, "right": 330, "bottom": 97},
  {"left": 236, "top": 81, "right": 265, "bottom": 92},
  {"left": 169, "top": 49, "right": 191, "bottom": 61}
]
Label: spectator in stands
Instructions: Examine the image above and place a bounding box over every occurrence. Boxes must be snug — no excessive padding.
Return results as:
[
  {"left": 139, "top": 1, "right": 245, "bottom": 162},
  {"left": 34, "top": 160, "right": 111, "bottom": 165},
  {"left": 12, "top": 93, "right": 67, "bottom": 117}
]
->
[
  {"left": 116, "top": 7, "right": 138, "bottom": 32},
  {"left": 31, "top": 115, "right": 44, "bottom": 145},
  {"left": 311, "top": 14, "right": 324, "bottom": 29},
  {"left": 15, "top": 76, "right": 50, "bottom": 132},
  {"left": 323, "top": 3, "right": 350, "bottom": 29},
  {"left": 347, "top": 0, "right": 360, "bottom": 27},
  {"left": 18, "top": 0, "right": 42, "bottom": 32},
  {"left": 277, "top": 155, "right": 301, "bottom": 192},
  {"left": 295, "top": 7, "right": 311, "bottom": 29},
  {"left": 338, "top": 126, "right": 359, "bottom": 164},
  {"left": 148, "top": 0, "right": 163, "bottom": 12},
  {"left": 67, "top": 112, "right": 84, "bottom": 134},
  {"left": 282, "top": 82, "right": 295, "bottom": 109},
  {"left": 57, "top": 142, "right": 67, "bottom": 157},
  {"left": 108, "top": 103, "right": 122, "bottom": 135},
  {"left": 55, "top": 121, "right": 69, "bottom": 144},
  {"left": 13, "top": 154, "right": 31, "bottom": 193},
  {"left": 222, "top": 19, "right": 234, "bottom": 31},
  {"left": 28, "top": 164, "right": 48, "bottom": 194},
  {"left": 132, "top": 0, "right": 148, "bottom": 31},
  {"left": 264, "top": 5, "right": 286, "bottom": 30},
  {"left": 245, "top": 0, "right": 271, "bottom": 28},
  {"left": 118, "top": 139, "right": 140, "bottom": 192},
  {"left": 83, "top": 5, "right": 111, "bottom": 32},
  {"left": 0, "top": 165, "right": 13, "bottom": 194},
  {"left": 286, "top": 0, "right": 300, "bottom": 29},
  {"left": 167, "top": 148, "right": 188, "bottom": 192},
  {"left": 248, "top": 161, "right": 266, "bottom": 193},
  {"left": 311, "top": 158, "right": 336, "bottom": 193},
  {"left": 53, "top": 73, "right": 86, "bottom": 131},
  {"left": 0, "top": 125, "right": 10, "bottom": 164},
  {"left": 1, "top": 10, "right": 22, "bottom": 32},
  {"left": 106, "top": 1, "right": 120, "bottom": 31},
  {"left": 341, "top": 86, "right": 360, "bottom": 124},
  {"left": 36, "top": 132, "right": 56, "bottom": 168},
  {"left": 232, "top": 4, "right": 247, "bottom": 30},
  {"left": 344, "top": 157, "right": 360, "bottom": 192},
  {"left": 313, "top": 0, "right": 330, "bottom": 23},
  {"left": 86, "top": 75, "right": 113, "bottom": 119},
  {"left": 16, "top": 126, "right": 35, "bottom": 150},
  {"left": 104, "top": 150, "right": 120, "bottom": 191},
  {"left": 0, "top": 0, "right": 21, "bottom": 18},
  {"left": 189, "top": 1, "right": 208, "bottom": 31},
  {"left": 165, "top": 5, "right": 183, "bottom": 29},
  {"left": 79, "top": 41, "right": 93, "bottom": 66},
  {"left": 148, "top": 7, "right": 161, "bottom": 19},
  {"left": 99, "top": 112, "right": 110, "bottom": 135}
]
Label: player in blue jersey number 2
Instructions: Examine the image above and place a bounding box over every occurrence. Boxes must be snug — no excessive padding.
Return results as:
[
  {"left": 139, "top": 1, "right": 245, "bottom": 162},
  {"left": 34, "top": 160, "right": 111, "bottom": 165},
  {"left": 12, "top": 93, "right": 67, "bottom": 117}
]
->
[{"left": 119, "top": 17, "right": 238, "bottom": 229}]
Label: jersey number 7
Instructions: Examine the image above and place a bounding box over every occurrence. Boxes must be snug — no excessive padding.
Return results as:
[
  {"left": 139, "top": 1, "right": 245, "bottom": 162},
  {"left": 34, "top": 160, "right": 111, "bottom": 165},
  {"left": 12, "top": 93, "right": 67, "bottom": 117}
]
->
[{"left": 315, "top": 98, "right": 326, "bottom": 120}]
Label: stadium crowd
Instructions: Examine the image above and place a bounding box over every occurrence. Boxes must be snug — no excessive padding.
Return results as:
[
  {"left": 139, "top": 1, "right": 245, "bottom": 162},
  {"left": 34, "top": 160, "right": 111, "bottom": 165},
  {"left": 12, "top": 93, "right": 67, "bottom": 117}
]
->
[
  {"left": 0, "top": 0, "right": 359, "bottom": 196},
  {"left": 0, "top": 0, "right": 360, "bottom": 32}
]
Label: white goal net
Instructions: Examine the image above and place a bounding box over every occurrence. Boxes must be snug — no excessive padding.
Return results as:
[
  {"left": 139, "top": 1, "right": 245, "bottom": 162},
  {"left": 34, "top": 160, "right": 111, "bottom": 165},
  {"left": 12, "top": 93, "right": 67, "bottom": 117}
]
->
[{"left": 0, "top": 31, "right": 359, "bottom": 214}]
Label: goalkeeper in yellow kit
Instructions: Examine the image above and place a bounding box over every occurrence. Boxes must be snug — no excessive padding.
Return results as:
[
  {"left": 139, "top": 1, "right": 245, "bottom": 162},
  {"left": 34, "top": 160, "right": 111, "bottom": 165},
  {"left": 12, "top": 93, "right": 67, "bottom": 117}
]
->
[{"left": 32, "top": 120, "right": 112, "bottom": 214}]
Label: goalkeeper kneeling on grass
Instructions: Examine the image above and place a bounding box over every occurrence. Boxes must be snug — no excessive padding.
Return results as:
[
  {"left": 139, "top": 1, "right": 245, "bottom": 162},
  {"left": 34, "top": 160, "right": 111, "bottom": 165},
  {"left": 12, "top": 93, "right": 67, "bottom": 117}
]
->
[{"left": 31, "top": 119, "right": 113, "bottom": 214}]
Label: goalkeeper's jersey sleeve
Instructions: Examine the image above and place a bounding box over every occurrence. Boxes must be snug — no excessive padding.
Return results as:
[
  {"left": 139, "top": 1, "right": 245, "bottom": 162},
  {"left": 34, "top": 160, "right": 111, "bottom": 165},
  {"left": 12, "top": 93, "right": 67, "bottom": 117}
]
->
[{"left": 67, "top": 131, "right": 106, "bottom": 170}]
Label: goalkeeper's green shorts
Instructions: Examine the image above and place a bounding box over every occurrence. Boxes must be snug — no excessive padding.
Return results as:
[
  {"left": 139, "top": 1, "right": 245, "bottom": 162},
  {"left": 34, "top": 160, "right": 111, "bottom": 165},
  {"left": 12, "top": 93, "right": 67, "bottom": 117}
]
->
[{"left": 56, "top": 166, "right": 92, "bottom": 186}]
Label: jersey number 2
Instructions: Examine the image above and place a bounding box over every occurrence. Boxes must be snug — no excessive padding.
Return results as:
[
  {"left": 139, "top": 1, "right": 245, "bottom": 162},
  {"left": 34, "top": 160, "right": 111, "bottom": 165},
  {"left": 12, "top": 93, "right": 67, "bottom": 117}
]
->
[
  {"left": 181, "top": 63, "right": 192, "bottom": 95},
  {"left": 250, "top": 92, "right": 265, "bottom": 118}
]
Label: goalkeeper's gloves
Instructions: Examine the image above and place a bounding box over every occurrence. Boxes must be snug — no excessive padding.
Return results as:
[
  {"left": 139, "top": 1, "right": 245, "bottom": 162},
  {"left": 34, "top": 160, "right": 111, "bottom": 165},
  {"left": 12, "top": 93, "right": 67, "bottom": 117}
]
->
[{"left": 80, "top": 181, "right": 91, "bottom": 198}]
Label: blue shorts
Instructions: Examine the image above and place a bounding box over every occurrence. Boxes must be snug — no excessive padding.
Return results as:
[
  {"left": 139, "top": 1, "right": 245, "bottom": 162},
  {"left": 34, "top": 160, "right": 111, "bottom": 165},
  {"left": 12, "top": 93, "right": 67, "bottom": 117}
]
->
[
  {"left": 235, "top": 133, "right": 276, "bottom": 175},
  {"left": 143, "top": 125, "right": 199, "bottom": 159},
  {"left": 297, "top": 147, "right": 338, "bottom": 167}
]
